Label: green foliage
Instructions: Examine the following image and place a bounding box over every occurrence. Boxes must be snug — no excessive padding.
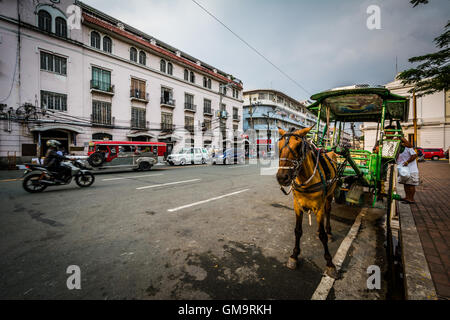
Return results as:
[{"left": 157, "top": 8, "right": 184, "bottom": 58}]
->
[{"left": 397, "top": 21, "right": 449, "bottom": 96}]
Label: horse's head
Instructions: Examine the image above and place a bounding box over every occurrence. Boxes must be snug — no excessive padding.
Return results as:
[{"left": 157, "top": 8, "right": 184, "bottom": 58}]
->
[{"left": 276, "top": 127, "right": 312, "bottom": 186}]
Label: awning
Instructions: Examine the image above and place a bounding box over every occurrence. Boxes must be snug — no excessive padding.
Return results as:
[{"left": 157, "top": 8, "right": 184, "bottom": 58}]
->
[
  {"left": 126, "top": 132, "right": 158, "bottom": 139},
  {"left": 30, "top": 124, "right": 84, "bottom": 134}
]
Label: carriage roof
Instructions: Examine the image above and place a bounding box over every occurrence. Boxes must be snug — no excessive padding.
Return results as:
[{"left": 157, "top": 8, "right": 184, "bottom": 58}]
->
[{"left": 307, "top": 87, "right": 409, "bottom": 122}]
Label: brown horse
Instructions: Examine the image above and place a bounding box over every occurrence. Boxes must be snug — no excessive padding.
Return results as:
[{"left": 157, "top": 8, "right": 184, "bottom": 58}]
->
[{"left": 276, "top": 127, "right": 339, "bottom": 278}]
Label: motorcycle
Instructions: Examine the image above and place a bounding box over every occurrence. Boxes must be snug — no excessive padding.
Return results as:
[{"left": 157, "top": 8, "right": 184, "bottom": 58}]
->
[{"left": 21, "top": 158, "right": 95, "bottom": 193}]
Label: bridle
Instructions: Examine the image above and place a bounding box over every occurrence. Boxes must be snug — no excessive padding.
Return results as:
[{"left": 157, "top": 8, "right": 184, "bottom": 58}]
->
[{"left": 278, "top": 132, "right": 320, "bottom": 195}]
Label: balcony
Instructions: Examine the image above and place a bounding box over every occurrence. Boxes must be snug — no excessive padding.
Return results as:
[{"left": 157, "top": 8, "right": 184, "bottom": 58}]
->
[
  {"left": 233, "top": 114, "right": 241, "bottom": 122},
  {"left": 160, "top": 123, "right": 175, "bottom": 133},
  {"left": 184, "top": 103, "right": 196, "bottom": 113},
  {"left": 203, "top": 107, "right": 214, "bottom": 116},
  {"left": 91, "top": 114, "right": 115, "bottom": 127},
  {"left": 130, "top": 89, "right": 149, "bottom": 103},
  {"left": 160, "top": 97, "right": 176, "bottom": 108},
  {"left": 90, "top": 80, "right": 114, "bottom": 95}
]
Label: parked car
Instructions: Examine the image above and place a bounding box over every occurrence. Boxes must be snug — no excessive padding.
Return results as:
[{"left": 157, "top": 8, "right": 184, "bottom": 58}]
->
[
  {"left": 212, "top": 148, "right": 245, "bottom": 165},
  {"left": 167, "top": 147, "right": 209, "bottom": 166},
  {"left": 445, "top": 149, "right": 449, "bottom": 159},
  {"left": 87, "top": 141, "right": 166, "bottom": 171},
  {"left": 418, "top": 147, "right": 445, "bottom": 161}
]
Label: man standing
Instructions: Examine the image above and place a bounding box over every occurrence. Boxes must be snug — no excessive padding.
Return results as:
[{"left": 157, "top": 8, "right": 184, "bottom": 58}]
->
[{"left": 397, "top": 137, "right": 419, "bottom": 204}]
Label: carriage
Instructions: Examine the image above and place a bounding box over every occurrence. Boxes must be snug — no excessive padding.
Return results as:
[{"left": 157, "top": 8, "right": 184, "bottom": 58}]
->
[
  {"left": 275, "top": 86, "right": 409, "bottom": 278},
  {"left": 305, "top": 86, "right": 409, "bottom": 217}
]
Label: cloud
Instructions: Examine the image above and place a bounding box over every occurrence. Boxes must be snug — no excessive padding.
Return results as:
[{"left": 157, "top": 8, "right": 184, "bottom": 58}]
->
[{"left": 82, "top": 0, "right": 450, "bottom": 100}]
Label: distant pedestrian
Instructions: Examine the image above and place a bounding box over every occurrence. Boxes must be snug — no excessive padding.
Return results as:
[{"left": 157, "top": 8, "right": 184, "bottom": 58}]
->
[{"left": 397, "top": 137, "right": 419, "bottom": 204}]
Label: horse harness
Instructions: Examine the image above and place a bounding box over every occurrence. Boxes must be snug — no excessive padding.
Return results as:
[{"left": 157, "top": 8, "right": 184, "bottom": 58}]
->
[{"left": 278, "top": 133, "right": 346, "bottom": 197}]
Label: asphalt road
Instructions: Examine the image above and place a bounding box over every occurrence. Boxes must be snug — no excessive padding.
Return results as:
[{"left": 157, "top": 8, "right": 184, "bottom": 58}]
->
[{"left": 0, "top": 163, "right": 366, "bottom": 299}]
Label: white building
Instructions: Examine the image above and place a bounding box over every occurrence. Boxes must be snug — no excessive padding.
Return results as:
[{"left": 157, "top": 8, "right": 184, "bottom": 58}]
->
[
  {"left": 0, "top": 0, "right": 243, "bottom": 166},
  {"left": 361, "top": 77, "right": 450, "bottom": 151}
]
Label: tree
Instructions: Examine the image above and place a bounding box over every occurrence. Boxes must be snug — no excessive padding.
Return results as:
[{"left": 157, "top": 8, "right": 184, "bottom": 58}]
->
[{"left": 397, "top": 2, "right": 449, "bottom": 96}]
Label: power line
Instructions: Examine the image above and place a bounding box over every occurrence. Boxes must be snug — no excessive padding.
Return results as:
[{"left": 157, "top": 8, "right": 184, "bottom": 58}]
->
[{"left": 190, "top": 0, "right": 311, "bottom": 97}]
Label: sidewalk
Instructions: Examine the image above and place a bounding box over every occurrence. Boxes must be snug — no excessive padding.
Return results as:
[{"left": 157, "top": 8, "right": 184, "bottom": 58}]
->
[{"left": 409, "top": 161, "right": 450, "bottom": 299}]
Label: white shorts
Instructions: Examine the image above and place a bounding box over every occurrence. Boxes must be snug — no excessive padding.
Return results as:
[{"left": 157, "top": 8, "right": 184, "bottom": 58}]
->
[{"left": 399, "top": 172, "right": 420, "bottom": 186}]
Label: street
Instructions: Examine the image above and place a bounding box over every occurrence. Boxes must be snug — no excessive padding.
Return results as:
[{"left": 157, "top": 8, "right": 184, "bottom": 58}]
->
[{"left": 0, "top": 163, "right": 378, "bottom": 300}]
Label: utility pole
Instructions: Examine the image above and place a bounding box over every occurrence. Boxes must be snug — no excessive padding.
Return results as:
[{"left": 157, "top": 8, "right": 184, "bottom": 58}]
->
[{"left": 413, "top": 89, "right": 418, "bottom": 148}]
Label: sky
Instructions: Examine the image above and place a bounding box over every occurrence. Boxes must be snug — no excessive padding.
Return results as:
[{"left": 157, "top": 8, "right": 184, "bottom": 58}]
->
[{"left": 82, "top": 0, "right": 450, "bottom": 102}]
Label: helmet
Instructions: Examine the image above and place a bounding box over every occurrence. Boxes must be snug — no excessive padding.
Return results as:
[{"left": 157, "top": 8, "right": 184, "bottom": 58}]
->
[{"left": 46, "top": 140, "right": 61, "bottom": 148}]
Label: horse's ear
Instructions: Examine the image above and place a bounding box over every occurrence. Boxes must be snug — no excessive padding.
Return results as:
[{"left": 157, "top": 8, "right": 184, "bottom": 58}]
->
[
  {"left": 295, "top": 126, "right": 314, "bottom": 137},
  {"left": 278, "top": 127, "right": 286, "bottom": 136}
]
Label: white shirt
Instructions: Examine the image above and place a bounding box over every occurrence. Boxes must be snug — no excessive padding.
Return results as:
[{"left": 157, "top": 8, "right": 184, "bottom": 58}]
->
[{"left": 397, "top": 147, "right": 419, "bottom": 174}]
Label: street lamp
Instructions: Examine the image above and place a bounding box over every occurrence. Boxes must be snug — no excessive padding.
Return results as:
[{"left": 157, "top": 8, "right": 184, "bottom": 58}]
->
[{"left": 218, "top": 83, "right": 235, "bottom": 164}]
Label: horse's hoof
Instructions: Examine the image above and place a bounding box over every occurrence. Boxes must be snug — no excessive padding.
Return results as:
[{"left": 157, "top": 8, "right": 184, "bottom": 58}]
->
[
  {"left": 287, "top": 257, "right": 297, "bottom": 270},
  {"left": 325, "top": 266, "right": 339, "bottom": 279},
  {"left": 327, "top": 234, "right": 335, "bottom": 242}
]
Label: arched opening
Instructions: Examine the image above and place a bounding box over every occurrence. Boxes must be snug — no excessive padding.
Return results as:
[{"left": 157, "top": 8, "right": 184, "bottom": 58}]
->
[
  {"left": 139, "top": 51, "right": 146, "bottom": 65},
  {"left": 55, "top": 17, "right": 67, "bottom": 37},
  {"left": 40, "top": 130, "right": 70, "bottom": 156},
  {"left": 167, "top": 62, "right": 173, "bottom": 75},
  {"left": 103, "top": 36, "right": 112, "bottom": 53},
  {"left": 38, "top": 10, "right": 51, "bottom": 33},
  {"left": 184, "top": 69, "right": 189, "bottom": 81},
  {"left": 130, "top": 47, "right": 137, "bottom": 62},
  {"left": 91, "top": 31, "right": 101, "bottom": 49},
  {"left": 160, "top": 59, "right": 166, "bottom": 73}
]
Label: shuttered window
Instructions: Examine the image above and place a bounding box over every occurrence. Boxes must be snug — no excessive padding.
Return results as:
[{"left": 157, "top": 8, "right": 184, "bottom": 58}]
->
[
  {"left": 41, "top": 91, "right": 67, "bottom": 111},
  {"left": 131, "top": 107, "right": 146, "bottom": 129},
  {"left": 92, "top": 100, "right": 112, "bottom": 125}
]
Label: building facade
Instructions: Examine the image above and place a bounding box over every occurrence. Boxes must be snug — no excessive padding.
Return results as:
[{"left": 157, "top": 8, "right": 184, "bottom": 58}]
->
[
  {"left": 0, "top": 0, "right": 243, "bottom": 166},
  {"left": 361, "top": 77, "right": 450, "bottom": 152},
  {"left": 242, "top": 89, "right": 322, "bottom": 156}
]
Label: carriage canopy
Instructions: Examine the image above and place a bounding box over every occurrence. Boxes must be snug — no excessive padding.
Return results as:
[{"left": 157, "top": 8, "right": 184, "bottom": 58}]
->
[{"left": 307, "top": 87, "right": 409, "bottom": 122}]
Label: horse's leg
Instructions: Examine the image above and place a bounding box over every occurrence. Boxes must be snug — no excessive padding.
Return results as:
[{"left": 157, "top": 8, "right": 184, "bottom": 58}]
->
[
  {"left": 325, "top": 196, "right": 334, "bottom": 242},
  {"left": 287, "top": 201, "right": 304, "bottom": 270},
  {"left": 317, "top": 209, "right": 338, "bottom": 279}
]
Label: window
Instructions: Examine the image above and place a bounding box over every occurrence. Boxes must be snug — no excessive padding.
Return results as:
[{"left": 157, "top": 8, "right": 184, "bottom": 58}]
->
[
  {"left": 92, "top": 100, "right": 112, "bottom": 125},
  {"left": 91, "top": 31, "right": 101, "bottom": 49},
  {"left": 139, "top": 51, "right": 146, "bottom": 65},
  {"left": 161, "top": 112, "right": 173, "bottom": 131},
  {"left": 207, "top": 78, "right": 211, "bottom": 89},
  {"left": 185, "top": 93, "right": 194, "bottom": 110},
  {"left": 204, "top": 99, "right": 212, "bottom": 114},
  {"left": 167, "top": 62, "right": 173, "bottom": 75},
  {"left": 203, "top": 77, "right": 207, "bottom": 88},
  {"left": 40, "top": 52, "right": 67, "bottom": 75},
  {"left": 203, "top": 119, "right": 211, "bottom": 131},
  {"left": 160, "top": 59, "right": 166, "bottom": 73},
  {"left": 38, "top": 10, "right": 51, "bottom": 33},
  {"left": 92, "top": 133, "right": 112, "bottom": 141},
  {"left": 41, "top": 91, "right": 67, "bottom": 111},
  {"left": 185, "top": 116, "right": 194, "bottom": 134},
  {"left": 220, "top": 85, "right": 227, "bottom": 95},
  {"left": 161, "top": 87, "right": 174, "bottom": 105},
  {"left": 130, "top": 78, "right": 146, "bottom": 99},
  {"left": 233, "top": 107, "right": 239, "bottom": 120},
  {"left": 131, "top": 107, "right": 146, "bottom": 129},
  {"left": 258, "top": 93, "right": 267, "bottom": 100},
  {"left": 103, "top": 36, "right": 112, "bottom": 53},
  {"left": 55, "top": 17, "right": 67, "bottom": 37},
  {"left": 130, "top": 47, "right": 137, "bottom": 62},
  {"left": 233, "top": 89, "right": 239, "bottom": 99},
  {"left": 184, "top": 69, "right": 189, "bottom": 81},
  {"left": 190, "top": 71, "right": 195, "bottom": 83},
  {"left": 91, "top": 67, "right": 111, "bottom": 92}
]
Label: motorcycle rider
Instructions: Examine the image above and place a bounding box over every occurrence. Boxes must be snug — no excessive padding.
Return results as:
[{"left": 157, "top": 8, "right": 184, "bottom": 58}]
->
[{"left": 43, "top": 140, "right": 70, "bottom": 182}]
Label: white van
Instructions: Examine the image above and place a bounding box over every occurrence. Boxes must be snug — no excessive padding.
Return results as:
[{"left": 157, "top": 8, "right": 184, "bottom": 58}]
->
[{"left": 167, "top": 147, "right": 209, "bottom": 166}]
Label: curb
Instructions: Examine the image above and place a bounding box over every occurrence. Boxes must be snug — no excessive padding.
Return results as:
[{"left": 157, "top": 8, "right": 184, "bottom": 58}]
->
[{"left": 397, "top": 183, "right": 438, "bottom": 300}]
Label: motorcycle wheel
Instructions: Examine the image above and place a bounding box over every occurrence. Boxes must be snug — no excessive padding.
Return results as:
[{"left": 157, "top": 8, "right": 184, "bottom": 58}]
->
[
  {"left": 75, "top": 172, "right": 95, "bottom": 187},
  {"left": 23, "top": 173, "right": 48, "bottom": 193}
]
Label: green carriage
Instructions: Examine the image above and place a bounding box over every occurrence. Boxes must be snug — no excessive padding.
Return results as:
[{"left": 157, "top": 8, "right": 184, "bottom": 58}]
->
[{"left": 306, "top": 86, "right": 409, "bottom": 213}]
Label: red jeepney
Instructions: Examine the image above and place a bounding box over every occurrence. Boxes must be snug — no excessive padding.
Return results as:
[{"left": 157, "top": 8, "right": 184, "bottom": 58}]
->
[{"left": 87, "top": 141, "right": 167, "bottom": 171}]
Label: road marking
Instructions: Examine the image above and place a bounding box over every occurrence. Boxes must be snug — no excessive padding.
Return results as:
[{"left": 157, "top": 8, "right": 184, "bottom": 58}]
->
[
  {"left": 0, "top": 178, "right": 23, "bottom": 182},
  {"left": 311, "top": 208, "right": 365, "bottom": 300},
  {"left": 136, "top": 178, "right": 201, "bottom": 190},
  {"left": 167, "top": 189, "right": 249, "bottom": 212},
  {"left": 102, "top": 174, "right": 163, "bottom": 181}
]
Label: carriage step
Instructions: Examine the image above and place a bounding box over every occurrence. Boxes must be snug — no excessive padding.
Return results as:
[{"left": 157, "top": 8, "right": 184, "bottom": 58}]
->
[{"left": 346, "top": 184, "right": 364, "bottom": 204}]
